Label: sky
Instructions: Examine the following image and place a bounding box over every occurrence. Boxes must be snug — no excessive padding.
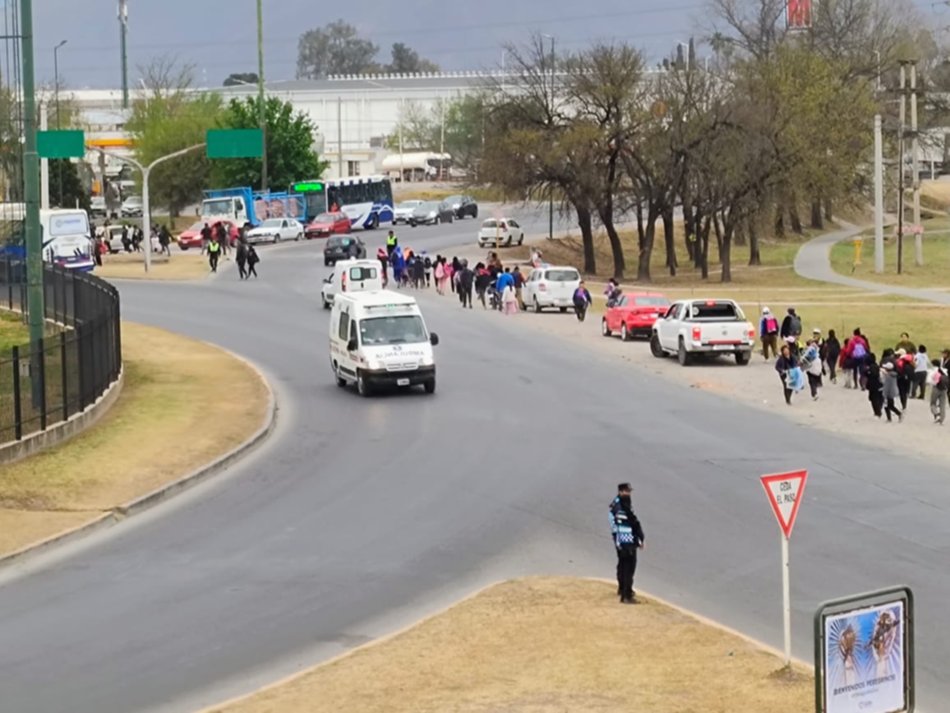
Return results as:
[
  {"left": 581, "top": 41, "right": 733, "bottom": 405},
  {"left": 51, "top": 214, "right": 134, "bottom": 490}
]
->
[{"left": 24, "top": 0, "right": 950, "bottom": 89}]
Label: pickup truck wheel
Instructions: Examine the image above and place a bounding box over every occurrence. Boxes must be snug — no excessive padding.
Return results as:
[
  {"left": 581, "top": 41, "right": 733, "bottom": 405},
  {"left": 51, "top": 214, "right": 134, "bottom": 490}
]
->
[
  {"left": 650, "top": 333, "right": 665, "bottom": 358},
  {"left": 735, "top": 351, "right": 751, "bottom": 366},
  {"left": 621, "top": 323, "right": 631, "bottom": 342},
  {"left": 677, "top": 338, "right": 692, "bottom": 366},
  {"left": 601, "top": 318, "right": 611, "bottom": 337}
]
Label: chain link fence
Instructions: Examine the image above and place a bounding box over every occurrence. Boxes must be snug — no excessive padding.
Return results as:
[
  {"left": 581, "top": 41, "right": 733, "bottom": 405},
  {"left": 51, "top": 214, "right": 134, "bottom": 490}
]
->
[{"left": 0, "top": 256, "right": 121, "bottom": 444}]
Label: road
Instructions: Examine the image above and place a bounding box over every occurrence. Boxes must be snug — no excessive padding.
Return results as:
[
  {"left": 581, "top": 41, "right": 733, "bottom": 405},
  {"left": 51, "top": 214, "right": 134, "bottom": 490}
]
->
[{"left": 0, "top": 207, "right": 948, "bottom": 712}]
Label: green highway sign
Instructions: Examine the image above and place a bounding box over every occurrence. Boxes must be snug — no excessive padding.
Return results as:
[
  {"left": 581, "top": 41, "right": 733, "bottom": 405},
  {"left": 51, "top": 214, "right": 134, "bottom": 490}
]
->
[
  {"left": 206, "top": 129, "right": 264, "bottom": 159},
  {"left": 37, "top": 130, "right": 86, "bottom": 159}
]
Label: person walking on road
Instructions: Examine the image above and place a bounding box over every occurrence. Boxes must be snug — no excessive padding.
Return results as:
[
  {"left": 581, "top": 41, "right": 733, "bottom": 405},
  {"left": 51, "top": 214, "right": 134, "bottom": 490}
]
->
[
  {"left": 865, "top": 353, "right": 884, "bottom": 418},
  {"left": 458, "top": 260, "right": 474, "bottom": 309},
  {"left": 610, "top": 483, "right": 645, "bottom": 604},
  {"left": 759, "top": 307, "right": 780, "bottom": 360},
  {"left": 915, "top": 345, "right": 930, "bottom": 400},
  {"left": 573, "top": 281, "right": 592, "bottom": 322},
  {"left": 513, "top": 266, "right": 526, "bottom": 311},
  {"left": 930, "top": 358, "right": 948, "bottom": 424},
  {"left": 200, "top": 223, "right": 212, "bottom": 255},
  {"left": 158, "top": 225, "right": 172, "bottom": 256},
  {"left": 775, "top": 343, "right": 800, "bottom": 406},
  {"left": 882, "top": 362, "right": 903, "bottom": 423},
  {"left": 474, "top": 263, "right": 491, "bottom": 308},
  {"left": 246, "top": 244, "right": 260, "bottom": 278},
  {"left": 236, "top": 240, "right": 248, "bottom": 280},
  {"left": 207, "top": 237, "right": 221, "bottom": 273},
  {"left": 386, "top": 230, "right": 397, "bottom": 258},
  {"left": 824, "top": 329, "right": 842, "bottom": 384},
  {"left": 803, "top": 339, "right": 823, "bottom": 401}
]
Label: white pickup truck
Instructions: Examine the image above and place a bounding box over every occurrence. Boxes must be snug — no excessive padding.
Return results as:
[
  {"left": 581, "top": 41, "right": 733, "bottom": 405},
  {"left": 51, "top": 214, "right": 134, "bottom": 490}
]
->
[{"left": 650, "top": 299, "right": 755, "bottom": 366}]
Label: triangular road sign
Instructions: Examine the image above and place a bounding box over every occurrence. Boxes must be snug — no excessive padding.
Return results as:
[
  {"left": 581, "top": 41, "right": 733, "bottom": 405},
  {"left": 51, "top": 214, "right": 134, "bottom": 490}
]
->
[{"left": 760, "top": 470, "right": 808, "bottom": 539}]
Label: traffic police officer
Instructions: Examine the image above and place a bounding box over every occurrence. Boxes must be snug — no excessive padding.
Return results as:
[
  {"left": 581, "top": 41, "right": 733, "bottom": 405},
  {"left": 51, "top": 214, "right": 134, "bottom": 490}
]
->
[{"left": 609, "top": 482, "right": 645, "bottom": 604}]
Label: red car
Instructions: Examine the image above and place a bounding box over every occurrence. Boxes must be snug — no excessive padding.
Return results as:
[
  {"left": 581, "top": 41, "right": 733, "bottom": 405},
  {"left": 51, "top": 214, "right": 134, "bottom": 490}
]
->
[
  {"left": 178, "top": 220, "right": 240, "bottom": 250},
  {"left": 601, "top": 292, "right": 671, "bottom": 341},
  {"left": 306, "top": 212, "right": 351, "bottom": 239}
]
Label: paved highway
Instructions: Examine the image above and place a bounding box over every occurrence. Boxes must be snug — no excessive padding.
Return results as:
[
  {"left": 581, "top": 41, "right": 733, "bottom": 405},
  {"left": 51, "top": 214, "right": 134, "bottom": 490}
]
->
[{"left": 0, "top": 208, "right": 947, "bottom": 712}]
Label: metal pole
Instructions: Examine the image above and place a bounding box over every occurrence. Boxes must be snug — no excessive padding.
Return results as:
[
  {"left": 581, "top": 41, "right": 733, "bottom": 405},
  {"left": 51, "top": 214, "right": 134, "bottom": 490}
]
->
[
  {"left": 40, "top": 103, "right": 49, "bottom": 210},
  {"left": 20, "top": 0, "right": 45, "bottom": 349},
  {"left": 781, "top": 533, "right": 792, "bottom": 668},
  {"left": 548, "top": 36, "right": 555, "bottom": 240},
  {"left": 256, "top": 0, "right": 267, "bottom": 190},
  {"left": 54, "top": 40, "right": 66, "bottom": 208},
  {"left": 898, "top": 64, "right": 906, "bottom": 275},
  {"left": 398, "top": 98, "right": 404, "bottom": 183},
  {"left": 911, "top": 61, "right": 922, "bottom": 267},
  {"left": 337, "top": 96, "right": 343, "bottom": 177},
  {"left": 874, "top": 115, "right": 885, "bottom": 273},
  {"left": 440, "top": 96, "right": 445, "bottom": 180},
  {"left": 118, "top": 0, "right": 128, "bottom": 109}
]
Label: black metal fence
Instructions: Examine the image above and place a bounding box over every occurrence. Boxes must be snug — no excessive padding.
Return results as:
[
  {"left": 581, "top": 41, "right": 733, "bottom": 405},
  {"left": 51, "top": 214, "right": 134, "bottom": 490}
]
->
[{"left": 0, "top": 256, "right": 122, "bottom": 444}]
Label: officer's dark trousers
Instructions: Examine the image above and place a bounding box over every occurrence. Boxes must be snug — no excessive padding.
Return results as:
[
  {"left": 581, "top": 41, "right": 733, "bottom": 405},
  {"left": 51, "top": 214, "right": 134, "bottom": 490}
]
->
[{"left": 618, "top": 549, "right": 638, "bottom": 600}]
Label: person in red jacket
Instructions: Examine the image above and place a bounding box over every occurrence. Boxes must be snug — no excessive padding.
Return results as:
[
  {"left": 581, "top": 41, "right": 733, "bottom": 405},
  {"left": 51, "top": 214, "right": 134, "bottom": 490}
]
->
[{"left": 841, "top": 328, "right": 870, "bottom": 390}]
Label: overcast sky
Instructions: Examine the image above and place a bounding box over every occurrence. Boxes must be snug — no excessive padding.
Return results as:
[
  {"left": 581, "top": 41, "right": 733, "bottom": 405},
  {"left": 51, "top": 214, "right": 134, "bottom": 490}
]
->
[{"left": 27, "top": 0, "right": 946, "bottom": 89}]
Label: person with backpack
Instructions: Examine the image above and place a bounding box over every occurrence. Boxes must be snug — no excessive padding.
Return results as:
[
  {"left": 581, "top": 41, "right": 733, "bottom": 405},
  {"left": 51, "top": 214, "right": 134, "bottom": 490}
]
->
[
  {"left": 802, "top": 339, "right": 824, "bottom": 401},
  {"left": 780, "top": 307, "right": 803, "bottom": 345},
  {"left": 895, "top": 349, "right": 915, "bottom": 410},
  {"left": 930, "top": 357, "right": 948, "bottom": 424},
  {"left": 775, "top": 343, "right": 801, "bottom": 406},
  {"left": 759, "top": 307, "right": 780, "bottom": 360},
  {"left": 573, "top": 281, "right": 593, "bottom": 322},
  {"left": 843, "top": 329, "right": 870, "bottom": 390},
  {"left": 824, "top": 329, "right": 842, "bottom": 384}
]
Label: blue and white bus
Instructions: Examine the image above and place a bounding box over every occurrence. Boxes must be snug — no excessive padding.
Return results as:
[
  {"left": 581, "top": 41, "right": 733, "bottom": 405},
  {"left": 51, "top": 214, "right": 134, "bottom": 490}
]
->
[
  {"left": 293, "top": 176, "right": 394, "bottom": 230},
  {"left": 0, "top": 204, "right": 95, "bottom": 272}
]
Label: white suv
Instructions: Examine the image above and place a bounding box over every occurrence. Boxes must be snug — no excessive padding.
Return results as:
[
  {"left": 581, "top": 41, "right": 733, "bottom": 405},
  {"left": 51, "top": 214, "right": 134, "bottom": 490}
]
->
[
  {"left": 522, "top": 266, "right": 581, "bottom": 313},
  {"left": 478, "top": 218, "right": 524, "bottom": 248}
]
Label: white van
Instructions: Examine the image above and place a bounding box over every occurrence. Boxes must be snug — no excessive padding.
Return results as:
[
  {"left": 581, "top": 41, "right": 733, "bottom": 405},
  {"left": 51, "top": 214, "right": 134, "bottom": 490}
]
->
[
  {"left": 39, "top": 209, "right": 95, "bottom": 271},
  {"left": 329, "top": 291, "right": 439, "bottom": 396},
  {"left": 321, "top": 259, "right": 384, "bottom": 309},
  {"left": 522, "top": 265, "right": 581, "bottom": 313}
]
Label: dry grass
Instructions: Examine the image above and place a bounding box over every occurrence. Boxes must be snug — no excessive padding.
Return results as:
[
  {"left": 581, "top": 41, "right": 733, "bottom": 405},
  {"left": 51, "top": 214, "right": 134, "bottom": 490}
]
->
[
  {"left": 0, "top": 310, "right": 28, "bottom": 355},
  {"left": 95, "top": 251, "right": 212, "bottom": 281},
  {"left": 829, "top": 221, "right": 950, "bottom": 289},
  {"left": 0, "top": 322, "right": 269, "bottom": 556},
  {"left": 208, "top": 578, "right": 812, "bottom": 713},
  {"left": 921, "top": 180, "right": 950, "bottom": 208}
]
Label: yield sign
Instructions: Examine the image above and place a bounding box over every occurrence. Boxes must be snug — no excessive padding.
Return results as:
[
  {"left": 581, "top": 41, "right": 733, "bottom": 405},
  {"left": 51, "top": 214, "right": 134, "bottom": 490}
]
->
[{"left": 760, "top": 470, "right": 808, "bottom": 539}]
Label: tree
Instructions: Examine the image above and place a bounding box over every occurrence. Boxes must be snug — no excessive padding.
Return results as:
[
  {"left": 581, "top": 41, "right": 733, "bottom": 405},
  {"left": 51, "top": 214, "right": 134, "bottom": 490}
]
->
[
  {"left": 212, "top": 96, "right": 328, "bottom": 191},
  {"left": 223, "top": 73, "right": 259, "bottom": 87},
  {"left": 49, "top": 159, "right": 89, "bottom": 211},
  {"left": 386, "top": 43, "right": 439, "bottom": 74},
  {"left": 296, "top": 20, "right": 379, "bottom": 79},
  {"left": 126, "top": 58, "right": 223, "bottom": 216},
  {"left": 387, "top": 95, "right": 487, "bottom": 176}
]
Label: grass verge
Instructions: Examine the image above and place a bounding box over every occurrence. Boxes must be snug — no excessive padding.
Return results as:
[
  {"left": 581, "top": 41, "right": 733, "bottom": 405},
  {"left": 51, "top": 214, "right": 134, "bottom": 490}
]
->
[
  {"left": 95, "top": 251, "right": 212, "bottom": 281},
  {"left": 0, "top": 322, "right": 269, "bottom": 557},
  {"left": 0, "top": 310, "right": 28, "bottom": 355},
  {"left": 207, "top": 578, "right": 812, "bottom": 713},
  {"left": 829, "top": 221, "right": 950, "bottom": 289}
]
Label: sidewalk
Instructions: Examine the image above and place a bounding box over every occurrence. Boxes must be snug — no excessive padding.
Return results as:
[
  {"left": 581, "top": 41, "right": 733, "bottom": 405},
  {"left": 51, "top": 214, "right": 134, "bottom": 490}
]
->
[{"left": 794, "top": 222, "right": 950, "bottom": 305}]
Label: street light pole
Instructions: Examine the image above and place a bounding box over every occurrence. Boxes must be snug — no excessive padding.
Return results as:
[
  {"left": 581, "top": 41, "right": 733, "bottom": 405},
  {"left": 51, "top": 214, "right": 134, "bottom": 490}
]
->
[
  {"left": 54, "top": 39, "right": 67, "bottom": 208},
  {"left": 256, "top": 0, "right": 268, "bottom": 191},
  {"left": 93, "top": 144, "right": 206, "bottom": 273},
  {"left": 118, "top": 0, "right": 129, "bottom": 109},
  {"left": 542, "top": 34, "right": 555, "bottom": 240}
]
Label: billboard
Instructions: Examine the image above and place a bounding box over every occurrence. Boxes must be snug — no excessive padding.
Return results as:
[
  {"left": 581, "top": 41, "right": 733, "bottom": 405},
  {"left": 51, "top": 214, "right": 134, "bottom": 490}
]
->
[
  {"left": 815, "top": 587, "right": 914, "bottom": 713},
  {"left": 786, "top": 0, "right": 813, "bottom": 30}
]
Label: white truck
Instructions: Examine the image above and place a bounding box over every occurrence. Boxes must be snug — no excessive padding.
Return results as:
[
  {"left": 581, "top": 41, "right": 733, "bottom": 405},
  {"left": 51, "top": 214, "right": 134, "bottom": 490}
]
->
[{"left": 650, "top": 299, "right": 755, "bottom": 366}]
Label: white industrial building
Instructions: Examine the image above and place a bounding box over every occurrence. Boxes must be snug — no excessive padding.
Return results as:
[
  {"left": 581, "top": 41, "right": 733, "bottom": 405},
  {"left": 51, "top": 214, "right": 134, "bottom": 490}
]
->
[{"left": 67, "top": 72, "right": 499, "bottom": 181}]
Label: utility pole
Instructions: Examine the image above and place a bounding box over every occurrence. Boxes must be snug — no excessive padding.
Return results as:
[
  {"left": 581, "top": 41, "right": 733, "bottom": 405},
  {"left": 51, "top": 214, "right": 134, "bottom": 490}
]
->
[
  {"left": 897, "top": 62, "right": 907, "bottom": 275},
  {"left": 542, "top": 34, "right": 556, "bottom": 240},
  {"left": 337, "top": 96, "right": 343, "bottom": 178},
  {"left": 398, "top": 98, "right": 404, "bottom": 183},
  {"left": 54, "top": 39, "right": 67, "bottom": 207},
  {"left": 910, "top": 61, "right": 923, "bottom": 267},
  {"left": 874, "top": 115, "right": 885, "bottom": 274},
  {"left": 118, "top": 0, "right": 129, "bottom": 109},
  {"left": 19, "top": 0, "right": 45, "bottom": 409},
  {"left": 440, "top": 96, "right": 445, "bottom": 180},
  {"left": 256, "top": 0, "right": 267, "bottom": 190}
]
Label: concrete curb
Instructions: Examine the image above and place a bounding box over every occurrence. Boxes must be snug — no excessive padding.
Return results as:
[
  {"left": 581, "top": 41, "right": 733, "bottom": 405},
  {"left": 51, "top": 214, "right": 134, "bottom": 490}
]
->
[
  {"left": 0, "top": 347, "right": 277, "bottom": 572},
  {"left": 193, "top": 576, "right": 812, "bottom": 713}
]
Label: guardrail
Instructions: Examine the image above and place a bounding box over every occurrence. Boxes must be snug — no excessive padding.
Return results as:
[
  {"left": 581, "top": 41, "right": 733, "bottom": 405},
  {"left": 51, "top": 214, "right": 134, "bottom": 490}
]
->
[{"left": 0, "top": 257, "right": 122, "bottom": 444}]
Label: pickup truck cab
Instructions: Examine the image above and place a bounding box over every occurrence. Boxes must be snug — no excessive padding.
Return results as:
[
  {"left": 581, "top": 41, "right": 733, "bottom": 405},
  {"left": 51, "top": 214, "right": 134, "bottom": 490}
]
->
[
  {"left": 650, "top": 299, "right": 755, "bottom": 366},
  {"left": 329, "top": 291, "right": 439, "bottom": 396}
]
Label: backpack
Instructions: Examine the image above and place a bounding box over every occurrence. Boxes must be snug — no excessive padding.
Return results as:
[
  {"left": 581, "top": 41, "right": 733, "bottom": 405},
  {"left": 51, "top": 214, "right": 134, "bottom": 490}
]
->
[
  {"left": 765, "top": 317, "right": 779, "bottom": 334},
  {"left": 852, "top": 341, "right": 867, "bottom": 359},
  {"left": 937, "top": 370, "right": 949, "bottom": 392},
  {"left": 789, "top": 315, "right": 802, "bottom": 335}
]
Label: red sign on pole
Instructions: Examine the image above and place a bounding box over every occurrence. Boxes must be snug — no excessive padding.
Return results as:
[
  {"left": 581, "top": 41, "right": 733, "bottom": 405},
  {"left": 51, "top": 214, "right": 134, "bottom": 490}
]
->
[
  {"left": 760, "top": 470, "right": 808, "bottom": 539},
  {"left": 786, "top": 0, "right": 813, "bottom": 30}
]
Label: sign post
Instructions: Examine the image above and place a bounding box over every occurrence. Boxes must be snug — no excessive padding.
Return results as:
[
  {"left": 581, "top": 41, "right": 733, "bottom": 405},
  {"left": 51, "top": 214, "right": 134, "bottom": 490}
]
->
[{"left": 760, "top": 469, "right": 809, "bottom": 667}]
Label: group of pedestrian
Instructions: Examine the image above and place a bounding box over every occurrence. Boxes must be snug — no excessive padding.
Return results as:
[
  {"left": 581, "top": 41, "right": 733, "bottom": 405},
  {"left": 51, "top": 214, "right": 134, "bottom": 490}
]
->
[{"left": 766, "top": 308, "right": 949, "bottom": 425}]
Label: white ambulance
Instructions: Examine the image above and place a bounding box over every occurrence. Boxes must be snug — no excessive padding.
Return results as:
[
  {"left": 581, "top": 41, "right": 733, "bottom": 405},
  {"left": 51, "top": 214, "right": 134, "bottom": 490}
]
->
[
  {"left": 321, "top": 258, "right": 383, "bottom": 309},
  {"left": 329, "top": 291, "right": 439, "bottom": 396}
]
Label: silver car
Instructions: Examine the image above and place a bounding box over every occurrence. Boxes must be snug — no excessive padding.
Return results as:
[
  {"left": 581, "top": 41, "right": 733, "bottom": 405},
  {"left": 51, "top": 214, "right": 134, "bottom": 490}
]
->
[{"left": 409, "top": 201, "right": 454, "bottom": 226}]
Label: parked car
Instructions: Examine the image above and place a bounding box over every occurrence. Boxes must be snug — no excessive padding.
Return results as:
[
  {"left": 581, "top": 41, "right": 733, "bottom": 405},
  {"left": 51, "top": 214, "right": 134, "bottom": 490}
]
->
[
  {"left": 246, "top": 217, "right": 303, "bottom": 245},
  {"left": 444, "top": 194, "right": 478, "bottom": 219},
  {"left": 306, "top": 212, "right": 351, "bottom": 239},
  {"left": 120, "top": 195, "right": 143, "bottom": 217},
  {"left": 393, "top": 200, "right": 424, "bottom": 224},
  {"left": 409, "top": 201, "right": 455, "bottom": 226},
  {"left": 324, "top": 235, "right": 367, "bottom": 266},
  {"left": 477, "top": 218, "right": 524, "bottom": 248},
  {"left": 89, "top": 196, "right": 107, "bottom": 218},
  {"left": 601, "top": 292, "right": 671, "bottom": 341},
  {"left": 102, "top": 225, "right": 128, "bottom": 253},
  {"left": 650, "top": 299, "right": 756, "bottom": 366},
  {"left": 522, "top": 266, "right": 581, "bottom": 313},
  {"left": 178, "top": 220, "right": 240, "bottom": 250}
]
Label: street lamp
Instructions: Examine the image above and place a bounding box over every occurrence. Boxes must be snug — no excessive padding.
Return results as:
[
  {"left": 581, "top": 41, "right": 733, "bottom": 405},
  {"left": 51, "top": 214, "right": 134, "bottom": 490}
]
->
[
  {"left": 53, "top": 39, "right": 67, "bottom": 207},
  {"left": 542, "top": 33, "right": 555, "bottom": 240}
]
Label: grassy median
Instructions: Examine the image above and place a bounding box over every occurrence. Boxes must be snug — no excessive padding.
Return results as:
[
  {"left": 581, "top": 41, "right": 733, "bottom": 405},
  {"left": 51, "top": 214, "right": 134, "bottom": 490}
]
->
[
  {"left": 207, "top": 578, "right": 811, "bottom": 713},
  {"left": 829, "top": 225, "right": 950, "bottom": 289},
  {"left": 95, "top": 251, "right": 212, "bottom": 281},
  {"left": 0, "top": 322, "right": 270, "bottom": 556}
]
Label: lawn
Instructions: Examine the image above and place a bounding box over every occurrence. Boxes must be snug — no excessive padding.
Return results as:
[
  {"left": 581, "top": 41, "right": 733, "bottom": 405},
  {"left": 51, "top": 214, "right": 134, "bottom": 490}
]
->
[
  {"left": 206, "top": 578, "right": 812, "bottom": 713},
  {"left": 95, "top": 251, "right": 212, "bottom": 281},
  {"left": 829, "top": 218, "right": 950, "bottom": 289},
  {"left": 0, "top": 310, "right": 27, "bottom": 355},
  {"left": 0, "top": 322, "right": 270, "bottom": 556}
]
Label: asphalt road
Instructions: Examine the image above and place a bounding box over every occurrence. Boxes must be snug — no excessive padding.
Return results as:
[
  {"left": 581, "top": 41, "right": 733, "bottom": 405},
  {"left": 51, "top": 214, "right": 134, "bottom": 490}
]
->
[{"left": 0, "top": 208, "right": 948, "bottom": 712}]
